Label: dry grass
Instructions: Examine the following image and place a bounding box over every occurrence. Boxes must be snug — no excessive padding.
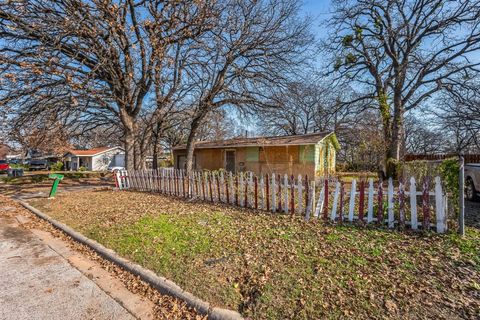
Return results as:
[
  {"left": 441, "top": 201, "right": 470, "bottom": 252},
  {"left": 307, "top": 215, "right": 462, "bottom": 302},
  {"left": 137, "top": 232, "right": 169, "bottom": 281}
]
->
[
  {"left": 29, "top": 190, "right": 480, "bottom": 319},
  {"left": 0, "top": 173, "right": 113, "bottom": 197},
  {"left": 0, "top": 195, "right": 202, "bottom": 320}
]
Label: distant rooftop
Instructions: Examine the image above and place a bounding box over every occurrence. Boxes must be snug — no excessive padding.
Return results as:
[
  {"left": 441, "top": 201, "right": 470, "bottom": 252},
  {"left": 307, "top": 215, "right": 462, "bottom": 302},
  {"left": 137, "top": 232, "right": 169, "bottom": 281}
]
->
[
  {"left": 173, "top": 132, "right": 333, "bottom": 150},
  {"left": 66, "top": 146, "right": 122, "bottom": 156}
]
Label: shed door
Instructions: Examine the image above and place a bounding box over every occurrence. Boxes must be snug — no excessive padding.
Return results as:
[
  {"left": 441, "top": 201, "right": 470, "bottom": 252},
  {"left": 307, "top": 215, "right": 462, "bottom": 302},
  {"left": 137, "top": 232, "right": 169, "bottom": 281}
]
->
[
  {"left": 177, "top": 155, "right": 186, "bottom": 169},
  {"left": 225, "top": 150, "right": 236, "bottom": 173}
]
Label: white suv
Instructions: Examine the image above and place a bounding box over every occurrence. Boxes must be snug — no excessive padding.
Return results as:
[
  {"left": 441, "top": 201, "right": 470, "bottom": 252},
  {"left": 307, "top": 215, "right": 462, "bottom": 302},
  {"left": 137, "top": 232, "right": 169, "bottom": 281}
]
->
[{"left": 465, "top": 164, "right": 480, "bottom": 201}]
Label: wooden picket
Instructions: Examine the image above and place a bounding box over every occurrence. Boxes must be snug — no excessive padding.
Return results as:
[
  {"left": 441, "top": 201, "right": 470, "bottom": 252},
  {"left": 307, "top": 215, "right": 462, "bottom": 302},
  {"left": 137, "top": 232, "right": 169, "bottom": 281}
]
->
[{"left": 116, "top": 169, "right": 451, "bottom": 233}]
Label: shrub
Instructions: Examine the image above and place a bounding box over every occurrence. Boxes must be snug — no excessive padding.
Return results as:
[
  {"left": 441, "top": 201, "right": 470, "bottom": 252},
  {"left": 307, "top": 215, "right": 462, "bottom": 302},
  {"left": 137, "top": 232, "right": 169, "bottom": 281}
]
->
[
  {"left": 438, "top": 158, "right": 460, "bottom": 214},
  {"left": 78, "top": 166, "right": 87, "bottom": 172},
  {"left": 50, "top": 161, "right": 64, "bottom": 171},
  {"left": 158, "top": 159, "right": 173, "bottom": 167}
]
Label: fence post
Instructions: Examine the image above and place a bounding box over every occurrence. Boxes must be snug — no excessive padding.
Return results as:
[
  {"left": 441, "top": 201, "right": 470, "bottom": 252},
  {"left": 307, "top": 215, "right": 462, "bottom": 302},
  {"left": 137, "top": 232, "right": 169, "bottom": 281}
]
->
[
  {"left": 459, "top": 156, "right": 465, "bottom": 236},
  {"left": 271, "top": 174, "right": 276, "bottom": 212},
  {"left": 323, "top": 179, "right": 329, "bottom": 220},
  {"left": 410, "top": 177, "right": 418, "bottom": 230},
  {"left": 235, "top": 174, "right": 239, "bottom": 206},
  {"left": 168, "top": 170, "right": 172, "bottom": 195},
  {"left": 377, "top": 179, "right": 384, "bottom": 225},
  {"left": 339, "top": 182, "right": 344, "bottom": 223},
  {"left": 266, "top": 174, "right": 270, "bottom": 211},
  {"left": 331, "top": 181, "right": 340, "bottom": 221},
  {"left": 239, "top": 173, "right": 245, "bottom": 207},
  {"left": 305, "top": 180, "right": 314, "bottom": 221},
  {"left": 220, "top": 171, "right": 225, "bottom": 202},
  {"left": 388, "top": 178, "right": 394, "bottom": 228},
  {"left": 314, "top": 184, "right": 325, "bottom": 219},
  {"left": 248, "top": 172, "right": 254, "bottom": 208},
  {"left": 283, "top": 174, "right": 289, "bottom": 214},
  {"left": 348, "top": 179, "right": 356, "bottom": 222},
  {"left": 367, "top": 178, "right": 374, "bottom": 223},
  {"left": 216, "top": 173, "right": 221, "bottom": 202},
  {"left": 278, "top": 174, "right": 282, "bottom": 212},
  {"left": 260, "top": 175, "right": 265, "bottom": 210},
  {"left": 260, "top": 174, "right": 266, "bottom": 210},
  {"left": 304, "top": 175, "right": 309, "bottom": 215},
  {"left": 209, "top": 172, "right": 213, "bottom": 202},
  {"left": 254, "top": 176, "right": 258, "bottom": 209},
  {"left": 200, "top": 172, "right": 205, "bottom": 200},
  {"left": 422, "top": 176, "right": 430, "bottom": 230},
  {"left": 398, "top": 178, "right": 405, "bottom": 229},
  {"left": 244, "top": 173, "right": 248, "bottom": 207},
  {"left": 358, "top": 180, "right": 365, "bottom": 223},
  {"left": 290, "top": 175, "right": 295, "bottom": 216},
  {"left": 435, "top": 176, "right": 446, "bottom": 233},
  {"left": 116, "top": 170, "right": 122, "bottom": 190},
  {"left": 297, "top": 175, "right": 303, "bottom": 215},
  {"left": 229, "top": 172, "right": 234, "bottom": 204}
]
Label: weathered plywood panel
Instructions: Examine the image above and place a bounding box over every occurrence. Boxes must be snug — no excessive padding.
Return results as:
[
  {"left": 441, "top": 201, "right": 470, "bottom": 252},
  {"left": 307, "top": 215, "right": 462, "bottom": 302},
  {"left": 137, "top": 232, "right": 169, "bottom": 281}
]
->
[
  {"left": 196, "top": 149, "right": 224, "bottom": 170},
  {"left": 259, "top": 146, "right": 299, "bottom": 163}
]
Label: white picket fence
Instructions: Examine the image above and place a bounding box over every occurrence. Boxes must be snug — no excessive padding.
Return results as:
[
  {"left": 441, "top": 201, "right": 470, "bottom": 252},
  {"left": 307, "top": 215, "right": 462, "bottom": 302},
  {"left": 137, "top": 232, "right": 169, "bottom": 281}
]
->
[{"left": 115, "top": 169, "right": 449, "bottom": 233}]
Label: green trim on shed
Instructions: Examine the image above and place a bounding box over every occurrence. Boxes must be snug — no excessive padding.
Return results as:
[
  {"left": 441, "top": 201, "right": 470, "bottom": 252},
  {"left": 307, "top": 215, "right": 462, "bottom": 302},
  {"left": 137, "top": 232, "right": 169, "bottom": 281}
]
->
[
  {"left": 246, "top": 147, "right": 260, "bottom": 162},
  {"left": 299, "top": 145, "right": 315, "bottom": 163}
]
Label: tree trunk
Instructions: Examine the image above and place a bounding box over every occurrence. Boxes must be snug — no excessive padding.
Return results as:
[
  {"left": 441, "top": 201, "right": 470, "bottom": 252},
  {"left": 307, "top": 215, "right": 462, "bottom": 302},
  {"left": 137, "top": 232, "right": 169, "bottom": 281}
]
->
[
  {"left": 185, "top": 128, "right": 198, "bottom": 174},
  {"left": 120, "top": 109, "right": 136, "bottom": 171},
  {"left": 124, "top": 129, "right": 135, "bottom": 171},
  {"left": 185, "top": 117, "right": 203, "bottom": 174},
  {"left": 152, "top": 130, "right": 159, "bottom": 171},
  {"left": 377, "top": 90, "right": 393, "bottom": 178},
  {"left": 384, "top": 95, "right": 405, "bottom": 178}
]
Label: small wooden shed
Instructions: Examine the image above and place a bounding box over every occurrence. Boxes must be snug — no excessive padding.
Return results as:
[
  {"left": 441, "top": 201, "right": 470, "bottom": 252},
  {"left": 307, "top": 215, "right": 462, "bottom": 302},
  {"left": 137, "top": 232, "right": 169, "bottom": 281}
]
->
[{"left": 173, "top": 132, "right": 339, "bottom": 177}]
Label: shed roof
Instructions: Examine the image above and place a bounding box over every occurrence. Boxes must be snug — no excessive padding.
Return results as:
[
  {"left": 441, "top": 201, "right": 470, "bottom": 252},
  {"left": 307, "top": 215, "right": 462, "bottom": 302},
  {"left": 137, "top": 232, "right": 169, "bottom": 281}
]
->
[
  {"left": 65, "top": 146, "right": 123, "bottom": 157},
  {"left": 173, "top": 132, "right": 333, "bottom": 150}
]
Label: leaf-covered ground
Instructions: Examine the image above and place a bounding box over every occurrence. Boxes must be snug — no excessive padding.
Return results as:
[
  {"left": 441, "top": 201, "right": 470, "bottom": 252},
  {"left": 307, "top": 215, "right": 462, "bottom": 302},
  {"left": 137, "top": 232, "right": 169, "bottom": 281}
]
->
[
  {"left": 0, "top": 194, "right": 201, "bottom": 320},
  {"left": 0, "top": 173, "right": 113, "bottom": 197},
  {"left": 30, "top": 190, "right": 480, "bottom": 319}
]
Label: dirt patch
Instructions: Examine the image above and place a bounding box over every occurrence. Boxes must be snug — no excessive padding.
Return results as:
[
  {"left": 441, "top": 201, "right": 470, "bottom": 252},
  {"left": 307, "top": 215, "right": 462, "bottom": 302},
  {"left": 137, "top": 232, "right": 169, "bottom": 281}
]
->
[{"left": 28, "top": 190, "right": 480, "bottom": 319}]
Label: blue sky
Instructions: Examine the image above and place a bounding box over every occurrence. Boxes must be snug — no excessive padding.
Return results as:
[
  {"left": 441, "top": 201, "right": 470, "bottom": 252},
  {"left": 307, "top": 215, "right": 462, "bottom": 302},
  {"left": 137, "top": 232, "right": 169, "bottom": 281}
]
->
[{"left": 302, "top": 0, "right": 332, "bottom": 38}]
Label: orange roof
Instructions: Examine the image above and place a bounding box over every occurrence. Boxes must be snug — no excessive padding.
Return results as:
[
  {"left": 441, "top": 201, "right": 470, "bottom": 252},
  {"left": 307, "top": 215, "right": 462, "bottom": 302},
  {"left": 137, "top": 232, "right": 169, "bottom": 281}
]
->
[{"left": 66, "top": 147, "right": 121, "bottom": 156}]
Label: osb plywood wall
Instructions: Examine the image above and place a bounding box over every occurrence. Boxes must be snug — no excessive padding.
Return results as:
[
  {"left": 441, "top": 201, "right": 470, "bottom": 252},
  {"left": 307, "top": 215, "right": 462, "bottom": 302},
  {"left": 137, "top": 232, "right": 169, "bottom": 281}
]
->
[{"left": 173, "top": 140, "right": 336, "bottom": 177}]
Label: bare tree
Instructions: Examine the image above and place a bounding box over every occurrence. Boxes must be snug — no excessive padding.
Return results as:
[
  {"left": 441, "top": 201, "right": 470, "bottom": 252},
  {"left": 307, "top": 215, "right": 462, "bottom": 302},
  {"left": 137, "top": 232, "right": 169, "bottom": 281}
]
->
[
  {"left": 0, "top": 0, "right": 215, "bottom": 170},
  {"left": 182, "top": 0, "right": 312, "bottom": 173},
  {"left": 404, "top": 115, "right": 445, "bottom": 154},
  {"left": 257, "top": 78, "right": 362, "bottom": 136},
  {"left": 435, "top": 80, "right": 480, "bottom": 152},
  {"left": 325, "top": 0, "right": 480, "bottom": 176}
]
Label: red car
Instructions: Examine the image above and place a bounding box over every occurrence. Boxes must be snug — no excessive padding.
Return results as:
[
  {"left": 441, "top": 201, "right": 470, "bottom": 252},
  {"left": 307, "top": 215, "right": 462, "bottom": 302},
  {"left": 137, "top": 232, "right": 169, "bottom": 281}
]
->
[{"left": 0, "top": 160, "right": 9, "bottom": 172}]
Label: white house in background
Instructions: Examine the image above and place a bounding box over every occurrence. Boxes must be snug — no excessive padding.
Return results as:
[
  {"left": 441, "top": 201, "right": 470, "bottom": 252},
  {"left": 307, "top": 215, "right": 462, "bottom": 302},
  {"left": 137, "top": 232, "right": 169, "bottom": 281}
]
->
[{"left": 63, "top": 146, "right": 125, "bottom": 171}]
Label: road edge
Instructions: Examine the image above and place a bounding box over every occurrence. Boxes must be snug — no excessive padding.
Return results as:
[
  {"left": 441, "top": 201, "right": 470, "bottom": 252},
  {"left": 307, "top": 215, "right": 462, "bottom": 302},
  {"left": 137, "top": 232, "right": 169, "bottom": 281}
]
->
[{"left": 18, "top": 200, "right": 243, "bottom": 320}]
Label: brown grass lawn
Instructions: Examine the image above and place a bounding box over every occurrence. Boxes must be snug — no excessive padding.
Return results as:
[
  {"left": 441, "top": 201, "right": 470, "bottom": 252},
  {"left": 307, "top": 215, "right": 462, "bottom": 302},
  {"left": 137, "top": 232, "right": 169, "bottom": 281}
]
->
[
  {"left": 0, "top": 172, "right": 113, "bottom": 196},
  {"left": 29, "top": 190, "right": 480, "bottom": 319}
]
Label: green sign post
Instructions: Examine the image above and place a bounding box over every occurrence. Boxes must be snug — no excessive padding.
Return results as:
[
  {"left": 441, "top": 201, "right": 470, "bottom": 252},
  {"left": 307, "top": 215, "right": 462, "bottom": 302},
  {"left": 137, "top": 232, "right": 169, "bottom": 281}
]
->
[{"left": 48, "top": 173, "right": 64, "bottom": 198}]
